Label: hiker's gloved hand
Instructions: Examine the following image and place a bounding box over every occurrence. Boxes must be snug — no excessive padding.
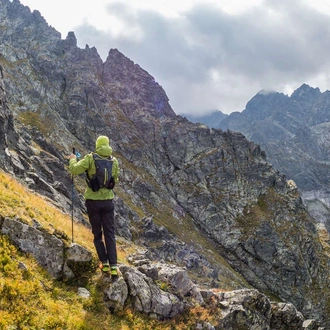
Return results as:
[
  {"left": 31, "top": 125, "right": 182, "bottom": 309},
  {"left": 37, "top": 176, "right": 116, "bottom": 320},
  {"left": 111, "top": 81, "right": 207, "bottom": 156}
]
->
[{"left": 68, "top": 154, "right": 76, "bottom": 160}]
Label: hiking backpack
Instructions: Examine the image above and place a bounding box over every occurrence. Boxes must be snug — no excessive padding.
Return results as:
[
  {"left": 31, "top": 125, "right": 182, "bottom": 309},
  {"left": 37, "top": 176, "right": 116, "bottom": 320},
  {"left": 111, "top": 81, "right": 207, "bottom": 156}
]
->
[{"left": 86, "top": 153, "right": 115, "bottom": 192}]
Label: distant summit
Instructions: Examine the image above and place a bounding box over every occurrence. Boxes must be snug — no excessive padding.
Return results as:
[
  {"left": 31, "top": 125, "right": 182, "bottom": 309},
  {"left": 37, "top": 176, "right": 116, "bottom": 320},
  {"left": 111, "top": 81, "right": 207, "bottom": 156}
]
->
[
  {"left": 189, "top": 84, "right": 330, "bottom": 228},
  {"left": 214, "top": 84, "right": 330, "bottom": 228},
  {"left": 183, "top": 110, "right": 228, "bottom": 128}
]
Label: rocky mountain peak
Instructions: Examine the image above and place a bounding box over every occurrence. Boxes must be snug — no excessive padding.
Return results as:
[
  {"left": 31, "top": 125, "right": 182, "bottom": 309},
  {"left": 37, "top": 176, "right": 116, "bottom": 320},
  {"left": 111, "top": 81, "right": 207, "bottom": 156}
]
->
[
  {"left": 245, "top": 90, "right": 288, "bottom": 114},
  {"left": 291, "top": 83, "right": 322, "bottom": 112},
  {"left": 291, "top": 83, "right": 321, "bottom": 99},
  {"left": 1, "top": 0, "right": 61, "bottom": 47},
  {"left": 63, "top": 31, "right": 78, "bottom": 48},
  {"left": 103, "top": 48, "right": 176, "bottom": 119}
]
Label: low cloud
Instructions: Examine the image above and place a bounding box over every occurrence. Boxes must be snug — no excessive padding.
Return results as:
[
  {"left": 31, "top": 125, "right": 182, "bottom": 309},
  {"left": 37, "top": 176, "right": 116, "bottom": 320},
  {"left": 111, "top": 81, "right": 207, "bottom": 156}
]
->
[{"left": 74, "top": 0, "right": 330, "bottom": 115}]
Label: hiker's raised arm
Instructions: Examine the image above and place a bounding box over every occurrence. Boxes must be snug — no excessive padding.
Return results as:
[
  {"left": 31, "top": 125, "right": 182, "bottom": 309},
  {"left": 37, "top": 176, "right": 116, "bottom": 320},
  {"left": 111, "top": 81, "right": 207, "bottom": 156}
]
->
[{"left": 68, "top": 154, "right": 90, "bottom": 176}]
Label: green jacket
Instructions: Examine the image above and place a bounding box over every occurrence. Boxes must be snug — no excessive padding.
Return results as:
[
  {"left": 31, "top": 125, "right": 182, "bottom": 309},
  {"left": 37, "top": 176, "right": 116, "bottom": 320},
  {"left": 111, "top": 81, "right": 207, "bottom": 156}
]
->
[{"left": 69, "top": 145, "right": 119, "bottom": 200}]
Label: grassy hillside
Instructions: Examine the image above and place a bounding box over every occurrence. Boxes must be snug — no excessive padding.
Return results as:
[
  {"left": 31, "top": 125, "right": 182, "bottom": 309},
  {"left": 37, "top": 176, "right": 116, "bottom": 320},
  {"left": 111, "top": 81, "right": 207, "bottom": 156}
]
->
[{"left": 0, "top": 170, "right": 216, "bottom": 329}]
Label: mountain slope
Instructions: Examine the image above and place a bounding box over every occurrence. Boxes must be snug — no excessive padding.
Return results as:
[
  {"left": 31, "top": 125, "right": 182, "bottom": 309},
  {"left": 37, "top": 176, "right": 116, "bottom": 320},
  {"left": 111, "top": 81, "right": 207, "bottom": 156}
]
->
[{"left": 1, "top": 0, "right": 330, "bottom": 327}]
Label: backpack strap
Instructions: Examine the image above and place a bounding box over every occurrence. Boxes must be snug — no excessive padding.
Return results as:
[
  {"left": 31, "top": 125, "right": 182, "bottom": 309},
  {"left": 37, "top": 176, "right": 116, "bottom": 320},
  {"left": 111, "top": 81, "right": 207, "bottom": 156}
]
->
[{"left": 85, "top": 152, "right": 94, "bottom": 181}]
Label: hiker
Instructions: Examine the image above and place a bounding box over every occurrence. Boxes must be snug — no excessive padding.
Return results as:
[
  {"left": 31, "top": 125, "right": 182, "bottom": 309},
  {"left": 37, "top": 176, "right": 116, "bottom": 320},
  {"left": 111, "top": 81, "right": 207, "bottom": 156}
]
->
[{"left": 68, "top": 136, "right": 119, "bottom": 278}]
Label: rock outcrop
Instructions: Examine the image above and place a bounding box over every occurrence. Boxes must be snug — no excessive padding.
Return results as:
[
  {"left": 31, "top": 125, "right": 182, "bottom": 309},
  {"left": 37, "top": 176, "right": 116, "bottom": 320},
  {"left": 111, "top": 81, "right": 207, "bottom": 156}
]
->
[
  {"left": 104, "top": 264, "right": 319, "bottom": 329},
  {"left": 0, "top": 216, "right": 92, "bottom": 279}
]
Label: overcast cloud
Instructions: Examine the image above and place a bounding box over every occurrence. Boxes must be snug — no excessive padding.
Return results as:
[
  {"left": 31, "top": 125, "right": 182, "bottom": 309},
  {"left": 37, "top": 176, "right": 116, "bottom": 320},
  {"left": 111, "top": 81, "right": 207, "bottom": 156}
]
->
[{"left": 20, "top": 0, "right": 330, "bottom": 115}]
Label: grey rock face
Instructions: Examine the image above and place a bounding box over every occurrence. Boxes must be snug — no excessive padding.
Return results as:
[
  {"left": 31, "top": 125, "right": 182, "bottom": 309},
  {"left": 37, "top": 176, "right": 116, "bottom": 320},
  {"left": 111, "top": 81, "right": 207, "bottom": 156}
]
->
[
  {"left": 133, "top": 217, "right": 246, "bottom": 289},
  {"left": 0, "top": 61, "right": 15, "bottom": 169}
]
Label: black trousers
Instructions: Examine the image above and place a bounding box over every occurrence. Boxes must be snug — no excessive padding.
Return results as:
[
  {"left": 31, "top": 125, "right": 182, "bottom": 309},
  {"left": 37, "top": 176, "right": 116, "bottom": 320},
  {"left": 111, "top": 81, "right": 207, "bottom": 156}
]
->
[{"left": 85, "top": 199, "right": 117, "bottom": 266}]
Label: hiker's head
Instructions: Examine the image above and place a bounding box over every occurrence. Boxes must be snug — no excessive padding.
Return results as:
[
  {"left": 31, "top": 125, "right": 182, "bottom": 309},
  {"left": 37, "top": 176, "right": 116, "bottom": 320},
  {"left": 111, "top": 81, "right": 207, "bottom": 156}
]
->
[
  {"left": 95, "top": 135, "right": 112, "bottom": 156},
  {"left": 96, "top": 136, "right": 109, "bottom": 148}
]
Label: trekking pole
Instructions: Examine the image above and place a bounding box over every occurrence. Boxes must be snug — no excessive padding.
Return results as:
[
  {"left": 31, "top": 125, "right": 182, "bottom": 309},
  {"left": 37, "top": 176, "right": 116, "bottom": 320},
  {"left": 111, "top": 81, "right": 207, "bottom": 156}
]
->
[{"left": 71, "top": 147, "right": 75, "bottom": 243}]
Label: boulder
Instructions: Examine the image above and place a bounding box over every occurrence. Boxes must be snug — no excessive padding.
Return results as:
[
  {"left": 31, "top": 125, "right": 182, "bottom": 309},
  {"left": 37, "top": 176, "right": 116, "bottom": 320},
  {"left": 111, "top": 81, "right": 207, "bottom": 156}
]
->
[
  {"left": 1, "top": 217, "right": 64, "bottom": 277},
  {"left": 110, "top": 265, "right": 186, "bottom": 319},
  {"left": 1, "top": 217, "right": 93, "bottom": 279},
  {"left": 270, "top": 302, "right": 304, "bottom": 330}
]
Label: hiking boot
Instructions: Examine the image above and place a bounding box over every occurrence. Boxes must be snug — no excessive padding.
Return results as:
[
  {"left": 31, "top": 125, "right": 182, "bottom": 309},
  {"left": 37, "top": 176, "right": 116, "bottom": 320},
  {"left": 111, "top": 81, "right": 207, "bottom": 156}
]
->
[
  {"left": 99, "top": 262, "right": 110, "bottom": 273},
  {"left": 111, "top": 266, "right": 118, "bottom": 281}
]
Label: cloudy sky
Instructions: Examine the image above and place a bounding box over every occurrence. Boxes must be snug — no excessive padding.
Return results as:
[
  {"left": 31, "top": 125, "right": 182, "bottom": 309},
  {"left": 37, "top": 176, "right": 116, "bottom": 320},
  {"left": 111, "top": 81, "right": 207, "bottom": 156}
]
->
[{"left": 19, "top": 0, "right": 330, "bottom": 115}]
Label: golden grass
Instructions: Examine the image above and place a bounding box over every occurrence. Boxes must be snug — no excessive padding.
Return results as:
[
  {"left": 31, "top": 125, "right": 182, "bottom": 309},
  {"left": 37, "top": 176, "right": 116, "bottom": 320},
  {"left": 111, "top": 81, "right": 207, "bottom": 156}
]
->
[
  {"left": 0, "top": 170, "right": 135, "bottom": 265},
  {"left": 0, "top": 235, "right": 104, "bottom": 329},
  {"left": 0, "top": 170, "right": 217, "bottom": 329},
  {"left": 0, "top": 232, "right": 213, "bottom": 329},
  {"left": 0, "top": 170, "right": 91, "bottom": 250}
]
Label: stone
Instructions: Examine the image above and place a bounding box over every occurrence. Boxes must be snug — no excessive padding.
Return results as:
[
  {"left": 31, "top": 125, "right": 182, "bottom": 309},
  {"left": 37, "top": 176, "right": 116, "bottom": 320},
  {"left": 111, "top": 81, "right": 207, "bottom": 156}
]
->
[
  {"left": 65, "top": 243, "right": 93, "bottom": 276},
  {"left": 77, "top": 287, "right": 91, "bottom": 299},
  {"left": 205, "top": 289, "right": 272, "bottom": 330},
  {"left": 119, "top": 265, "right": 186, "bottom": 319},
  {"left": 1, "top": 217, "right": 64, "bottom": 278},
  {"left": 270, "top": 302, "right": 304, "bottom": 330},
  {"left": 104, "top": 276, "right": 129, "bottom": 313}
]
